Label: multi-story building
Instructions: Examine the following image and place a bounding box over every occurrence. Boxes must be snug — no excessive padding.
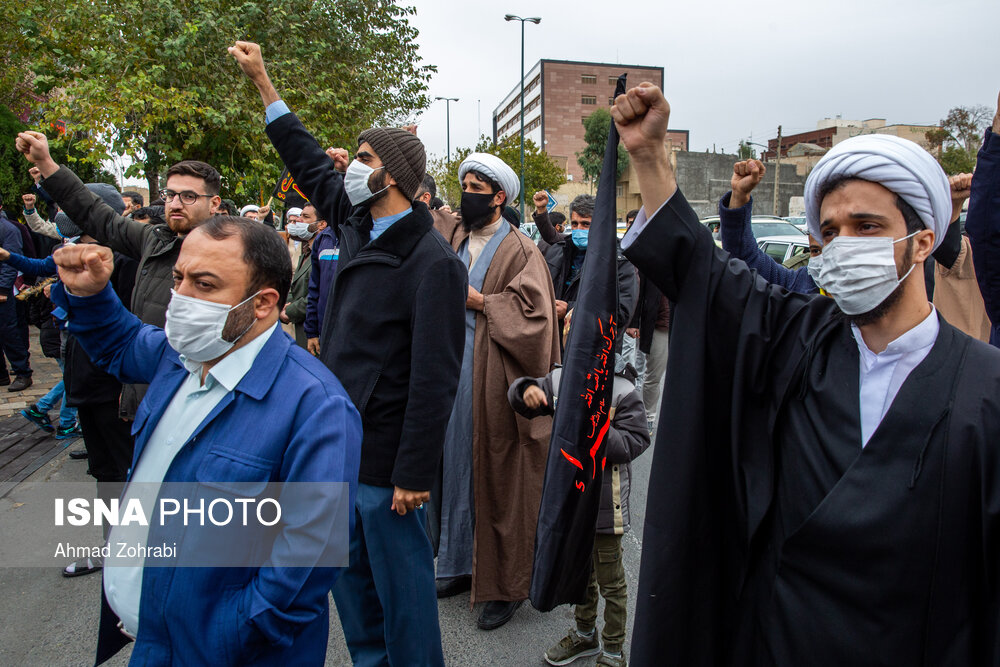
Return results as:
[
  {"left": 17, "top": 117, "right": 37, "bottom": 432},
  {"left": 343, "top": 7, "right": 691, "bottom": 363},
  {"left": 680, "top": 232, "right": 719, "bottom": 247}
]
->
[
  {"left": 764, "top": 117, "right": 939, "bottom": 161},
  {"left": 492, "top": 59, "right": 688, "bottom": 183}
]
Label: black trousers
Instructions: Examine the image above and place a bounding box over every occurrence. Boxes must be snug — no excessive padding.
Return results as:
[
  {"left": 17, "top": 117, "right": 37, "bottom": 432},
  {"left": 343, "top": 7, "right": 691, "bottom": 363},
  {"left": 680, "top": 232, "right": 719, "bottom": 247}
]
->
[
  {"left": 77, "top": 401, "right": 134, "bottom": 484},
  {"left": 0, "top": 296, "right": 30, "bottom": 377}
]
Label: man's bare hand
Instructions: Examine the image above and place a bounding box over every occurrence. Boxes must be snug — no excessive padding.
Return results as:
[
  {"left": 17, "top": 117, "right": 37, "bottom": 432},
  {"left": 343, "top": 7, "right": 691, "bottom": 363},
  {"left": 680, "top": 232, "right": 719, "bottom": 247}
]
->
[
  {"left": 994, "top": 89, "right": 1000, "bottom": 134},
  {"left": 626, "top": 327, "right": 639, "bottom": 339},
  {"left": 467, "top": 286, "right": 485, "bottom": 312},
  {"left": 258, "top": 204, "right": 271, "bottom": 218},
  {"left": 533, "top": 191, "right": 548, "bottom": 213},
  {"left": 307, "top": 337, "right": 320, "bottom": 356},
  {"left": 391, "top": 486, "right": 429, "bottom": 516},
  {"left": 326, "top": 147, "right": 350, "bottom": 172},
  {"left": 523, "top": 384, "right": 547, "bottom": 410},
  {"left": 21, "top": 194, "right": 36, "bottom": 210},
  {"left": 28, "top": 166, "right": 42, "bottom": 184},
  {"left": 611, "top": 83, "right": 670, "bottom": 160},
  {"left": 0, "top": 247, "right": 9, "bottom": 261},
  {"left": 42, "top": 284, "right": 51, "bottom": 299},
  {"left": 279, "top": 305, "right": 290, "bottom": 324},
  {"left": 228, "top": 41, "right": 268, "bottom": 83},
  {"left": 730, "top": 160, "right": 766, "bottom": 209},
  {"left": 949, "top": 172, "right": 973, "bottom": 222},
  {"left": 15, "top": 132, "right": 59, "bottom": 177},
  {"left": 555, "top": 300, "right": 568, "bottom": 320},
  {"left": 53, "top": 244, "right": 114, "bottom": 297}
]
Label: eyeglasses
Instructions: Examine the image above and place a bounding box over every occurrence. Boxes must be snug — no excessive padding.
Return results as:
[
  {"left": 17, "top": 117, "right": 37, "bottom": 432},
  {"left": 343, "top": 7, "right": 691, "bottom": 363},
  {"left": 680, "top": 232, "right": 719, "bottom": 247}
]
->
[{"left": 159, "top": 189, "right": 213, "bottom": 205}]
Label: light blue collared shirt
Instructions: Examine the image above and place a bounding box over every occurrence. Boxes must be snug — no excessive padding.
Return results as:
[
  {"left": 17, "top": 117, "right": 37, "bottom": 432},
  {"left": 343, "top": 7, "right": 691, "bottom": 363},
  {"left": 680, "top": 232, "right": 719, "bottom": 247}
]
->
[
  {"left": 104, "top": 322, "right": 279, "bottom": 636},
  {"left": 370, "top": 208, "right": 412, "bottom": 241},
  {"left": 265, "top": 100, "right": 291, "bottom": 125}
]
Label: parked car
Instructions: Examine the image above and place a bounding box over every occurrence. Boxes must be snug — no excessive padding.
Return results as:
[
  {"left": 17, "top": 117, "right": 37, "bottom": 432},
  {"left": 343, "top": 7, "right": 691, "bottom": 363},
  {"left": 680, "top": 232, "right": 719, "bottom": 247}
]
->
[
  {"left": 701, "top": 215, "right": 806, "bottom": 241},
  {"left": 757, "top": 235, "right": 811, "bottom": 263},
  {"left": 784, "top": 215, "right": 808, "bottom": 234}
]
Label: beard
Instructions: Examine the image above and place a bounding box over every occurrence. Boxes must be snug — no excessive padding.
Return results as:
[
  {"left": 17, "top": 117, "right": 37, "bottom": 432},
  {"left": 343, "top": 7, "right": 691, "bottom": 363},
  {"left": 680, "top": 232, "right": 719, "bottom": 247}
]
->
[
  {"left": 835, "top": 237, "right": 915, "bottom": 327},
  {"left": 221, "top": 295, "right": 259, "bottom": 342},
  {"left": 367, "top": 168, "right": 390, "bottom": 206},
  {"left": 462, "top": 214, "right": 493, "bottom": 232}
]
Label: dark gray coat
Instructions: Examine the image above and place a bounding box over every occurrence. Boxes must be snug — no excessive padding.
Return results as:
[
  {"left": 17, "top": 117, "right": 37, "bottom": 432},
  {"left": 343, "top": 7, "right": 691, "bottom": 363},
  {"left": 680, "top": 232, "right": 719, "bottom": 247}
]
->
[
  {"left": 42, "top": 166, "right": 177, "bottom": 418},
  {"left": 508, "top": 367, "right": 650, "bottom": 534}
]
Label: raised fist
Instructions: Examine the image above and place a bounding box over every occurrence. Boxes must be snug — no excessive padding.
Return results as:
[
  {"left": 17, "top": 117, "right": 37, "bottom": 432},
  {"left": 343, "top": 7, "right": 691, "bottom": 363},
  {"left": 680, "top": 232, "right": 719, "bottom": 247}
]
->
[
  {"left": 22, "top": 193, "right": 36, "bottom": 209},
  {"left": 53, "top": 244, "right": 115, "bottom": 297},
  {"left": 532, "top": 191, "right": 548, "bottom": 211},
  {"left": 730, "top": 159, "right": 766, "bottom": 208},
  {"left": 610, "top": 83, "right": 670, "bottom": 158},
  {"left": 15, "top": 131, "right": 52, "bottom": 166},
  {"left": 949, "top": 172, "right": 973, "bottom": 221},
  {"left": 228, "top": 41, "right": 268, "bottom": 83},
  {"left": 28, "top": 166, "right": 42, "bottom": 184},
  {"left": 326, "top": 147, "right": 350, "bottom": 172}
]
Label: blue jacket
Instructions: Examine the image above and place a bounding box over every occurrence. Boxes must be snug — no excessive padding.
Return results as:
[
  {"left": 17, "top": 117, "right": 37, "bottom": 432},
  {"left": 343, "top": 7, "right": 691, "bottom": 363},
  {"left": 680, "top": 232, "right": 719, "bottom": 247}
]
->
[
  {"left": 718, "top": 192, "right": 818, "bottom": 294},
  {"left": 304, "top": 226, "right": 339, "bottom": 339},
  {"left": 967, "top": 127, "right": 1000, "bottom": 347},
  {"left": 51, "top": 282, "right": 362, "bottom": 666},
  {"left": 0, "top": 213, "right": 23, "bottom": 294}
]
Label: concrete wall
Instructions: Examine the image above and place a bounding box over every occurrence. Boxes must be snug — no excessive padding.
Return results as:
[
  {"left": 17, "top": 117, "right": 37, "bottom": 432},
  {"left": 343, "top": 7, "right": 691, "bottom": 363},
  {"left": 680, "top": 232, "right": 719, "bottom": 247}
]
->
[{"left": 673, "top": 152, "right": 806, "bottom": 219}]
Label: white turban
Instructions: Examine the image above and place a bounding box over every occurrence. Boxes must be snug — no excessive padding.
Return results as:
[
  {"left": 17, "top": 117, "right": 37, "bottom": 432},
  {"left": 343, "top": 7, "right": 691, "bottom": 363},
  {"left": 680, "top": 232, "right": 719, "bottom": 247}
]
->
[
  {"left": 804, "top": 134, "right": 950, "bottom": 250},
  {"left": 240, "top": 204, "right": 259, "bottom": 217},
  {"left": 286, "top": 207, "right": 303, "bottom": 217},
  {"left": 458, "top": 153, "right": 520, "bottom": 203}
]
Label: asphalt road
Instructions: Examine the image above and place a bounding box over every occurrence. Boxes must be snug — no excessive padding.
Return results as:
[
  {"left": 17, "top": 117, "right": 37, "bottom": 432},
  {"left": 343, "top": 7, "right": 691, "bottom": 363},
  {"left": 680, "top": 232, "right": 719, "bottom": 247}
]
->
[{"left": 0, "top": 432, "right": 654, "bottom": 666}]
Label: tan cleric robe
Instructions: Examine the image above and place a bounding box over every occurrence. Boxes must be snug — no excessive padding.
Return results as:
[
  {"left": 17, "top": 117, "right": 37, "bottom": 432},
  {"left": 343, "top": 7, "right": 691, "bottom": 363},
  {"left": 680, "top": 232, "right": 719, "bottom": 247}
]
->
[{"left": 437, "top": 214, "right": 561, "bottom": 603}]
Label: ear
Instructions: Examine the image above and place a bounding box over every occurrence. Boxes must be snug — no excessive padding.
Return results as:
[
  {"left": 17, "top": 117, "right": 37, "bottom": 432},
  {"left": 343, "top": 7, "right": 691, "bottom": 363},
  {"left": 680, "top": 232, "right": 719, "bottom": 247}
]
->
[
  {"left": 316, "top": 220, "right": 328, "bottom": 231},
  {"left": 494, "top": 190, "right": 507, "bottom": 208},
  {"left": 253, "top": 288, "right": 281, "bottom": 318},
  {"left": 210, "top": 195, "right": 223, "bottom": 213},
  {"left": 912, "top": 229, "right": 935, "bottom": 263}
]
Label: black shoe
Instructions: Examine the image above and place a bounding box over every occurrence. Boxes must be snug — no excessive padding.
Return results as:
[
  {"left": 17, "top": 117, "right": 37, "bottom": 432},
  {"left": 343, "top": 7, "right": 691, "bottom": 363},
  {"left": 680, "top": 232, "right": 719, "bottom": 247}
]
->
[
  {"left": 68, "top": 449, "right": 89, "bottom": 460},
  {"left": 8, "top": 375, "right": 32, "bottom": 392},
  {"left": 436, "top": 575, "right": 472, "bottom": 599},
  {"left": 477, "top": 600, "right": 523, "bottom": 631},
  {"left": 63, "top": 556, "right": 103, "bottom": 578}
]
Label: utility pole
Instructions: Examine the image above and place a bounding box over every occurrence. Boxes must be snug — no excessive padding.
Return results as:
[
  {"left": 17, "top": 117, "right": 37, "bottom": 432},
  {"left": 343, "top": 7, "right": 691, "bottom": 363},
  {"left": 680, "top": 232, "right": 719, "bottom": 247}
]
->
[
  {"left": 773, "top": 125, "right": 782, "bottom": 216},
  {"left": 505, "top": 14, "right": 541, "bottom": 216},
  {"left": 434, "top": 96, "right": 459, "bottom": 166}
]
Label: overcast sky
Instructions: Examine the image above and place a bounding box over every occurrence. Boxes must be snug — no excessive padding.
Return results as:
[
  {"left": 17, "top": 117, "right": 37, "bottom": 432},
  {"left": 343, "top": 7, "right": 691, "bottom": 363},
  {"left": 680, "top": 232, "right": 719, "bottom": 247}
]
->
[{"left": 408, "top": 0, "right": 997, "bottom": 162}]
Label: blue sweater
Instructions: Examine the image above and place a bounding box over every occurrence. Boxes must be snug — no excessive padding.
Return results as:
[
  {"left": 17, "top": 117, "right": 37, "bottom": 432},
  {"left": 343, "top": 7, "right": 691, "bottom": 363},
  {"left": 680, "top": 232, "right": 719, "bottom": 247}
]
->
[
  {"left": 967, "top": 128, "right": 1000, "bottom": 348},
  {"left": 718, "top": 192, "right": 818, "bottom": 294}
]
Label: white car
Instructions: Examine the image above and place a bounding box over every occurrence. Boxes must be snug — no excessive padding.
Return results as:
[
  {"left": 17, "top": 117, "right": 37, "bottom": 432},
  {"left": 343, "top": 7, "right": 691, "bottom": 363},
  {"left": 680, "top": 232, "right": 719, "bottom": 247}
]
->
[{"left": 757, "top": 235, "right": 811, "bottom": 264}]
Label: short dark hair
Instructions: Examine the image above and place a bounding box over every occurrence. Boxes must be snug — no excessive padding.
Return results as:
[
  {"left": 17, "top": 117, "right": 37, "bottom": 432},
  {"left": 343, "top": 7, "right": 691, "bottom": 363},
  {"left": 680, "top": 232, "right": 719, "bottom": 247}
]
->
[
  {"left": 817, "top": 176, "right": 923, "bottom": 235},
  {"left": 302, "top": 203, "right": 326, "bottom": 222},
  {"left": 549, "top": 211, "right": 566, "bottom": 227},
  {"left": 626, "top": 209, "right": 639, "bottom": 222},
  {"left": 466, "top": 169, "right": 505, "bottom": 205},
  {"left": 417, "top": 173, "right": 437, "bottom": 199},
  {"left": 197, "top": 216, "right": 292, "bottom": 308},
  {"left": 429, "top": 196, "right": 444, "bottom": 210},
  {"left": 122, "top": 191, "right": 144, "bottom": 206},
  {"left": 569, "top": 194, "right": 596, "bottom": 219},
  {"left": 216, "top": 199, "right": 237, "bottom": 216},
  {"left": 133, "top": 206, "right": 165, "bottom": 223},
  {"left": 166, "top": 160, "right": 222, "bottom": 196}
]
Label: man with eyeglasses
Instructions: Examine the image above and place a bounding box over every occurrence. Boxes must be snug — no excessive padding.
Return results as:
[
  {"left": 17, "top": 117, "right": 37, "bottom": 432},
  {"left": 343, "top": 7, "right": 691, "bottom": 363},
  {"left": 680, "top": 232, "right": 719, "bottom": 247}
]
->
[{"left": 15, "top": 129, "right": 221, "bottom": 420}]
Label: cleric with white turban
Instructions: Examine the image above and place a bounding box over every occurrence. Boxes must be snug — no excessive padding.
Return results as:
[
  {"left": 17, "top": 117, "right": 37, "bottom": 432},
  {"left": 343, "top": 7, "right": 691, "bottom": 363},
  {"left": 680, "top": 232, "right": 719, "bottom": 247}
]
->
[
  {"left": 804, "top": 133, "right": 951, "bottom": 249},
  {"left": 458, "top": 153, "right": 520, "bottom": 203}
]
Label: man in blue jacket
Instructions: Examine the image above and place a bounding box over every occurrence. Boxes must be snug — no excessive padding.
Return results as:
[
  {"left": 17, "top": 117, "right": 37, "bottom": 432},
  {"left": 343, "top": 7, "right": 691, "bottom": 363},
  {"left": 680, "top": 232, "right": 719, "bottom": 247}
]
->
[
  {"left": 43, "top": 213, "right": 361, "bottom": 665},
  {"left": 967, "top": 89, "right": 1000, "bottom": 348}
]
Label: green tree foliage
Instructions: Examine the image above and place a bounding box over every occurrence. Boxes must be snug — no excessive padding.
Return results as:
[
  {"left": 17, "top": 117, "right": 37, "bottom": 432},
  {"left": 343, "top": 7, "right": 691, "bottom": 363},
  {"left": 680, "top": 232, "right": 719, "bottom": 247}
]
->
[
  {"left": 8, "top": 0, "right": 434, "bottom": 201},
  {"left": 738, "top": 140, "right": 757, "bottom": 160},
  {"left": 0, "top": 107, "right": 114, "bottom": 220},
  {"left": 576, "top": 108, "right": 629, "bottom": 187},
  {"left": 428, "top": 136, "right": 566, "bottom": 209},
  {"left": 925, "top": 105, "right": 992, "bottom": 174}
]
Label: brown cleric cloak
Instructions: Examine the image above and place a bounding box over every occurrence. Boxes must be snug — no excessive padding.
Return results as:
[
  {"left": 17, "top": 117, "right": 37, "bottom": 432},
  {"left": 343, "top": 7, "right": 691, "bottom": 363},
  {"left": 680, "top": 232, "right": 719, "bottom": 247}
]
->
[{"left": 439, "top": 216, "right": 561, "bottom": 603}]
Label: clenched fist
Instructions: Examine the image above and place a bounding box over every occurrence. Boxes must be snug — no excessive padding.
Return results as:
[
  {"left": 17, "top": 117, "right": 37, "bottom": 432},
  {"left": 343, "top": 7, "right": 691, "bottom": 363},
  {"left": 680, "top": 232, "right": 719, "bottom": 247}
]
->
[
  {"left": 610, "top": 83, "right": 671, "bottom": 159},
  {"left": 22, "top": 194, "right": 36, "bottom": 210},
  {"left": 228, "top": 41, "right": 268, "bottom": 82},
  {"left": 730, "top": 160, "right": 766, "bottom": 209},
  {"left": 949, "top": 172, "right": 973, "bottom": 222},
  {"left": 53, "top": 244, "right": 115, "bottom": 297},
  {"left": 15, "top": 132, "right": 59, "bottom": 178},
  {"left": 533, "top": 191, "right": 548, "bottom": 213},
  {"left": 326, "top": 147, "right": 350, "bottom": 172}
]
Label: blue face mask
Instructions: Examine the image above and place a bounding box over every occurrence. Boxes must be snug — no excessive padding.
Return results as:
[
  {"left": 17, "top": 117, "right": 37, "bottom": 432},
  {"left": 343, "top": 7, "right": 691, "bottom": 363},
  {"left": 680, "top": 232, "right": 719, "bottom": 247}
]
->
[{"left": 571, "top": 228, "right": 589, "bottom": 249}]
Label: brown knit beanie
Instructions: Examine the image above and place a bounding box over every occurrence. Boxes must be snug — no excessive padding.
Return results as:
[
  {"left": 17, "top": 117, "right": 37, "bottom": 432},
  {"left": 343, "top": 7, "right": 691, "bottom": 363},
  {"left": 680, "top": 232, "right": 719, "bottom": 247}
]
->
[{"left": 357, "top": 127, "right": 426, "bottom": 201}]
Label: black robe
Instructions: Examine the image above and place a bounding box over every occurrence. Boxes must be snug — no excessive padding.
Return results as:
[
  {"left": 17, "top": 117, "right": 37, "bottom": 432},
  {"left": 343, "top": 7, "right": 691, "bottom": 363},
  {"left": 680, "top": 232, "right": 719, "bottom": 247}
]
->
[{"left": 623, "top": 189, "right": 1000, "bottom": 665}]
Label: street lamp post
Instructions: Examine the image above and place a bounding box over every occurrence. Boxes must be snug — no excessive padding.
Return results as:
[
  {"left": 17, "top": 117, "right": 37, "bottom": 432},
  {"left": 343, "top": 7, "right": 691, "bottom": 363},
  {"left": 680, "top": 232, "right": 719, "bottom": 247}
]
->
[
  {"left": 434, "top": 96, "right": 459, "bottom": 166},
  {"left": 504, "top": 13, "right": 541, "bottom": 217}
]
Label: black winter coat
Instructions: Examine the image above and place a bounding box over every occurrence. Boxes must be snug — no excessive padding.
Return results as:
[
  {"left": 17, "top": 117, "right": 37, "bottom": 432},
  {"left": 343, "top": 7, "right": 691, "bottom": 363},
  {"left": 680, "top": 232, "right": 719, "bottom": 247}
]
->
[{"left": 266, "top": 111, "right": 468, "bottom": 492}]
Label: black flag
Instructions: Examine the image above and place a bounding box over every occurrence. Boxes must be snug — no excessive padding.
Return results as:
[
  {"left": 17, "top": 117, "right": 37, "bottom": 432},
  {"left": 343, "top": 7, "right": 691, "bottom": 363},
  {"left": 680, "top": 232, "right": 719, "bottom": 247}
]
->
[
  {"left": 529, "top": 74, "right": 628, "bottom": 611},
  {"left": 272, "top": 166, "right": 310, "bottom": 209}
]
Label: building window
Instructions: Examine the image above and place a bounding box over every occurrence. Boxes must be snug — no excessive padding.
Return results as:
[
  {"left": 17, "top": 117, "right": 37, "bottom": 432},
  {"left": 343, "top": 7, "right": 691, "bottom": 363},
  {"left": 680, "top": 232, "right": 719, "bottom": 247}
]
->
[
  {"left": 581, "top": 95, "right": 597, "bottom": 105},
  {"left": 608, "top": 97, "right": 614, "bottom": 106},
  {"left": 608, "top": 76, "right": 618, "bottom": 85},
  {"left": 581, "top": 74, "right": 597, "bottom": 84},
  {"left": 616, "top": 184, "right": 624, "bottom": 197}
]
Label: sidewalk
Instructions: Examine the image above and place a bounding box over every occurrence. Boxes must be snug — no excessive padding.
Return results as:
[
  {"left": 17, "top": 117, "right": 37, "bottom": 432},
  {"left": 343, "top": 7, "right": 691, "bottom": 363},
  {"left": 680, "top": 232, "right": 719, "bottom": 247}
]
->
[{"left": 0, "top": 334, "right": 63, "bottom": 419}]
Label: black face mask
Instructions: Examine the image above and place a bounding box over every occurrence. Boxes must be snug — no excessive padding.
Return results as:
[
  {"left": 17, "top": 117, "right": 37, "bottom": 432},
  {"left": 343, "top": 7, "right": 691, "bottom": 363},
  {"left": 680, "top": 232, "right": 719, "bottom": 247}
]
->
[{"left": 460, "top": 192, "right": 497, "bottom": 231}]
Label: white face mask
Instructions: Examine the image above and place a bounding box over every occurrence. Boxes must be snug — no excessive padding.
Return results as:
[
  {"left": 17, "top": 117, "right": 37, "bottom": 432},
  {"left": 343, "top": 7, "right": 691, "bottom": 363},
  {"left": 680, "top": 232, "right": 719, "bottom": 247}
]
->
[
  {"left": 286, "top": 222, "right": 315, "bottom": 240},
  {"left": 344, "top": 160, "right": 388, "bottom": 206},
  {"left": 807, "top": 254, "right": 823, "bottom": 284},
  {"left": 815, "top": 232, "right": 918, "bottom": 315},
  {"left": 164, "top": 290, "right": 260, "bottom": 362}
]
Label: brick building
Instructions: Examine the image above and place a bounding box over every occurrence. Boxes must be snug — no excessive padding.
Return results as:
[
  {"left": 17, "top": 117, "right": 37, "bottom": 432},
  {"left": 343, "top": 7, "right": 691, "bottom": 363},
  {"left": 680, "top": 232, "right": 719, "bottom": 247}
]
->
[
  {"left": 764, "top": 117, "right": 939, "bottom": 160},
  {"left": 492, "top": 59, "right": 688, "bottom": 182}
]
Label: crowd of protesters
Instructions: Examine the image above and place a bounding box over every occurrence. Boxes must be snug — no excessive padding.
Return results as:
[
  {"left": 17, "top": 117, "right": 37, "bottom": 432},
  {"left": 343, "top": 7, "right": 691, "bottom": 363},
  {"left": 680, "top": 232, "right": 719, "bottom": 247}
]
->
[{"left": 3, "top": 37, "right": 1000, "bottom": 667}]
